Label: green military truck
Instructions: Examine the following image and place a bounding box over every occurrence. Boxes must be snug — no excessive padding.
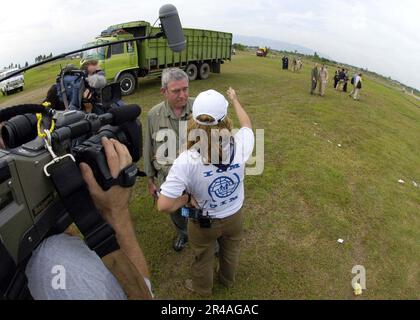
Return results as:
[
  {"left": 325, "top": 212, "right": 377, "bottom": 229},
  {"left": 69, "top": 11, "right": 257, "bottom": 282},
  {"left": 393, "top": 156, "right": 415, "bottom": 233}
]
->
[{"left": 81, "top": 21, "right": 232, "bottom": 95}]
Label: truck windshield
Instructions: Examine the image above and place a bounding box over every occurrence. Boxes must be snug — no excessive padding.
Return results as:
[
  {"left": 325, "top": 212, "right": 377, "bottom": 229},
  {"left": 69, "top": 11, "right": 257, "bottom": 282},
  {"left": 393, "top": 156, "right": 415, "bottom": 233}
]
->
[
  {"left": 81, "top": 45, "right": 106, "bottom": 60},
  {"left": 1, "top": 69, "right": 22, "bottom": 78}
]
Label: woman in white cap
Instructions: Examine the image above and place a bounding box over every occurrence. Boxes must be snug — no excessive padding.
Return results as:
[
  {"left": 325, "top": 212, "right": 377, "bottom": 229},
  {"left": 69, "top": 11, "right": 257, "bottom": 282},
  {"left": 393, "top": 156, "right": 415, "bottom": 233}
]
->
[{"left": 157, "top": 87, "right": 254, "bottom": 296}]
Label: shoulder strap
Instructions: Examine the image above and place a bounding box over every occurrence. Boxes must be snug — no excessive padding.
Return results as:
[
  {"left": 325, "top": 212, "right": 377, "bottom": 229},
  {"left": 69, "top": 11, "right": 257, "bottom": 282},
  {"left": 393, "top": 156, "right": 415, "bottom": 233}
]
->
[
  {"left": 47, "top": 157, "right": 152, "bottom": 299},
  {"left": 0, "top": 239, "right": 32, "bottom": 300},
  {"left": 58, "top": 70, "right": 69, "bottom": 109},
  {"left": 48, "top": 158, "right": 119, "bottom": 257}
]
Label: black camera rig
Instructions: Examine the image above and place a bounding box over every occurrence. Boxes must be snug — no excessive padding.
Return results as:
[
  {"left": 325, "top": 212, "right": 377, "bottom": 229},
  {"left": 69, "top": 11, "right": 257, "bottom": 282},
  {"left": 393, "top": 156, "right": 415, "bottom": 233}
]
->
[{"left": 0, "top": 103, "right": 144, "bottom": 299}]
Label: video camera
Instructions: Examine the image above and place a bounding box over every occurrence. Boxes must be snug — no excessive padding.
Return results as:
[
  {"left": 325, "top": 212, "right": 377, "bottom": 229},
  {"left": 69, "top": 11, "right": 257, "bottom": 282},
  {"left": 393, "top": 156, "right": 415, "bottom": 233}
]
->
[
  {"left": 55, "top": 65, "right": 122, "bottom": 113},
  {"left": 0, "top": 102, "right": 142, "bottom": 280},
  {"left": 0, "top": 3, "right": 186, "bottom": 300}
]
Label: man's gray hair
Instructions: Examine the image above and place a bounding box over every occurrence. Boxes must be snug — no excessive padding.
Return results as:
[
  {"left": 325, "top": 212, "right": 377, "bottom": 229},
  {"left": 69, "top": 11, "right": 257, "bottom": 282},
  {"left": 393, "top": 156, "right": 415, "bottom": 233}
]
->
[{"left": 161, "top": 68, "right": 189, "bottom": 89}]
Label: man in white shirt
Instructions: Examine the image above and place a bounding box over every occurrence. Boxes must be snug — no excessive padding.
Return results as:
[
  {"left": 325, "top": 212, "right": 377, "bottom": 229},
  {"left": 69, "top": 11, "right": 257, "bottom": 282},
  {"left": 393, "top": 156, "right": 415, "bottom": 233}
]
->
[
  {"left": 353, "top": 73, "right": 363, "bottom": 100},
  {"left": 157, "top": 88, "right": 254, "bottom": 296},
  {"left": 349, "top": 73, "right": 362, "bottom": 100}
]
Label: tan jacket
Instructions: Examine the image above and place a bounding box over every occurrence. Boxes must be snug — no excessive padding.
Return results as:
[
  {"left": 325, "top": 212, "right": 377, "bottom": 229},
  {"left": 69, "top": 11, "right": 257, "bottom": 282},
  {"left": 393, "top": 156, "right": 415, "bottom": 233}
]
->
[
  {"left": 143, "top": 98, "right": 195, "bottom": 186},
  {"left": 319, "top": 68, "right": 329, "bottom": 82}
]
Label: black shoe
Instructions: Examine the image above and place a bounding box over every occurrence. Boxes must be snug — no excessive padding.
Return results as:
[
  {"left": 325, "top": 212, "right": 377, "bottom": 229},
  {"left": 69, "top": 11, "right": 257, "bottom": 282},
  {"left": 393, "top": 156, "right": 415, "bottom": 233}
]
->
[{"left": 173, "top": 235, "right": 188, "bottom": 252}]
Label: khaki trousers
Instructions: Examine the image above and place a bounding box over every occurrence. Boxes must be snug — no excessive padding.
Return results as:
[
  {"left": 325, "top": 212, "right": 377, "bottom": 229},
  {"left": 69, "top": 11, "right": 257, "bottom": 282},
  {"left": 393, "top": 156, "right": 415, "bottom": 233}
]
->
[
  {"left": 353, "top": 88, "right": 361, "bottom": 100},
  {"left": 188, "top": 210, "right": 244, "bottom": 295},
  {"left": 319, "top": 80, "right": 327, "bottom": 96}
]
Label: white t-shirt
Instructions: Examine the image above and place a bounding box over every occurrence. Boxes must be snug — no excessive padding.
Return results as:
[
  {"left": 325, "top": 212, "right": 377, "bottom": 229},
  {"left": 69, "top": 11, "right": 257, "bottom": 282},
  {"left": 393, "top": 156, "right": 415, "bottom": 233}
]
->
[{"left": 160, "top": 127, "right": 255, "bottom": 219}]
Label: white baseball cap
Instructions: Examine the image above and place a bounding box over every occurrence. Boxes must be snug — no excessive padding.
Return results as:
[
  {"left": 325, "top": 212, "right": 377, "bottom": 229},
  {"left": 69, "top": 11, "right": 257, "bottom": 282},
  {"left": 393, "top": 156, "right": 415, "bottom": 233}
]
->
[{"left": 192, "top": 89, "right": 229, "bottom": 126}]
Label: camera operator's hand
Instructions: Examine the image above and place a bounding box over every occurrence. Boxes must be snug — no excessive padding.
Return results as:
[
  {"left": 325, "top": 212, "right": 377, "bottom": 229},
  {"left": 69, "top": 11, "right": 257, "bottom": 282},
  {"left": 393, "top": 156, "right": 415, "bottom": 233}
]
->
[
  {"left": 82, "top": 89, "right": 94, "bottom": 113},
  {"left": 83, "top": 88, "right": 93, "bottom": 100},
  {"left": 80, "top": 137, "right": 150, "bottom": 278},
  {"left": 0, "top": 122, "right": 5, "bottom": 149},
  {"left": 79, "top": 137, "right": 132, "bottom": 227}
]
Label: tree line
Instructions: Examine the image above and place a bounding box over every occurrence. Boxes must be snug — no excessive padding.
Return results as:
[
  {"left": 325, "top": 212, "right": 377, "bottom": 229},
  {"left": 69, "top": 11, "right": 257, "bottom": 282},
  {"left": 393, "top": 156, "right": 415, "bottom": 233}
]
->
[
  {"left": 2, "top": 52, "right": 53, "bottom": 71},
  {"left": 34, "top": 53, "right": 53, "bottom": 63}
]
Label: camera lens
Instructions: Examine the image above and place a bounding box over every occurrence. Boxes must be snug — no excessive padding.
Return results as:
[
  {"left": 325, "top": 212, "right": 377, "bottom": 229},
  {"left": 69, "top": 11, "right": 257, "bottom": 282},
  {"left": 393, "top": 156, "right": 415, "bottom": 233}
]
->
[{"left": 2, "top": 114, "right": 38, "bottom": 148}]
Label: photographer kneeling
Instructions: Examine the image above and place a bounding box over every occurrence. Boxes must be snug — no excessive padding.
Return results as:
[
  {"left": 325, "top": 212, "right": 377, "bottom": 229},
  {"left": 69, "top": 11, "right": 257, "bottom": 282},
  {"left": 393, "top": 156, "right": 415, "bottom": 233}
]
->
[
  {"left": 157, "top": 88, "right": 254, "bottom": 296},
  {"left": 25, "top": 137, "right": 152, "bottom": 300}
]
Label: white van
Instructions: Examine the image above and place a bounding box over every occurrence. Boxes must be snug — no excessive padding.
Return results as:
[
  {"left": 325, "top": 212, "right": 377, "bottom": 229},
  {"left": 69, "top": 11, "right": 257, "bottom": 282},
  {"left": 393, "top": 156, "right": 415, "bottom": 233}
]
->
[{"left": 0, "top": 68, "right": 25, "bottom": 96}]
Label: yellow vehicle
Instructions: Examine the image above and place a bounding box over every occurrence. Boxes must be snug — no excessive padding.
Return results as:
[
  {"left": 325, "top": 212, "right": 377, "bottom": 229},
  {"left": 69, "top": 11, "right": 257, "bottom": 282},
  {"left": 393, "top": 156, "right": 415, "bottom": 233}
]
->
[{"left": 256, "top": 47, "right": 269, "bottom": 57}]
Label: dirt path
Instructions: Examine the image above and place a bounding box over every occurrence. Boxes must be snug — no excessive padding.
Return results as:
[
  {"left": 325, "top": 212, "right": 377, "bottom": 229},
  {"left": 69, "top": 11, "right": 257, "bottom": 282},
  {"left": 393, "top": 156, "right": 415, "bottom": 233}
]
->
[{"left": 0, "top": 85, "right": 50, "bottom": 108}]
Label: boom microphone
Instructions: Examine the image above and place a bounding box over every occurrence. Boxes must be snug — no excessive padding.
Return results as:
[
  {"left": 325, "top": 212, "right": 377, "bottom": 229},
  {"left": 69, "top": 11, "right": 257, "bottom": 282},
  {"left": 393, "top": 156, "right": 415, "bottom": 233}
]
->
[{"left": 159, "top": 4, "right": 186, "bottom": 52}]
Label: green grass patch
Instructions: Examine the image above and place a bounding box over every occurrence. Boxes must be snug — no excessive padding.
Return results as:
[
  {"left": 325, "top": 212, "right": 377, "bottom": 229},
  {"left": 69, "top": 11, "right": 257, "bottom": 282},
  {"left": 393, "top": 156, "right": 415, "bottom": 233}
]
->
[{"left": 2, "top": 51, "right": 419, "bottom": 299}]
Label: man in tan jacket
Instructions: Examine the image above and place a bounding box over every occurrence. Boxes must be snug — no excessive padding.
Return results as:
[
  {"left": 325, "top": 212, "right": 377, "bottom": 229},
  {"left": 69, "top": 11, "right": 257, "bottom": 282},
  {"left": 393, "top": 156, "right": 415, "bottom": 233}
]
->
[
  {"left": 319, "top": 64, "right": 329, "bottom": 97},
  {"left": 144, "top": 68, "right": 194, "bottom": 252},
  {"left": 310, "top": 63, "right": 320, "bottom": 95}
]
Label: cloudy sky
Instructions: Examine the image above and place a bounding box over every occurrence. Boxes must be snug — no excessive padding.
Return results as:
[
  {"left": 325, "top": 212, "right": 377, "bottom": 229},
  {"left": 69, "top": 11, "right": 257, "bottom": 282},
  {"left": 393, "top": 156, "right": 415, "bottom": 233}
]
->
[{"left": 2, "top": 0, "right": 419, "bottom": 89}]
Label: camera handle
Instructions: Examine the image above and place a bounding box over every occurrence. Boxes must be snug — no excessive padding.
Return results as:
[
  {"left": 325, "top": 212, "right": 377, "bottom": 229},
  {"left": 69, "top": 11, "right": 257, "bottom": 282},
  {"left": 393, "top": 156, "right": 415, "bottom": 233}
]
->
[
  {"left": 42, "top": 130, "right": 76, "bottom": 177},
  {"left": 39, "top": 129, "right": 120, "bottom": 257}
]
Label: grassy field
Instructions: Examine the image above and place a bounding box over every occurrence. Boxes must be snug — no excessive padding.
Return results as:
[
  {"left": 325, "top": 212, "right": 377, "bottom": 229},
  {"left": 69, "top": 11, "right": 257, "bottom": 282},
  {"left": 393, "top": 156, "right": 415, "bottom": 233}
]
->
[
  {"left": 0, "top": 58, "right": 78, "bottom": 105},
  {"left": 1, "top": 51, "right": 419, "bottom": 299}
]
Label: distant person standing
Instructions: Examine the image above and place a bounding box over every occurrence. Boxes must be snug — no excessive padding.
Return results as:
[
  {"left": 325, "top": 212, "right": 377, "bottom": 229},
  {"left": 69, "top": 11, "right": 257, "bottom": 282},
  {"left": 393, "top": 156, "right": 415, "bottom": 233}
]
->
[
  {"left": 310, "top": 63, "right": 320, "bottom": 95},
  {"left": 297, "top": 59, "right": 303, "bottom": 72},
  {"left": 349, "top": 73, "right": 357, "bottom": 98},
  {"left": 335, "top": 68, "right": 346, "bottom": 91},
  {"left": 351, "top": 73, "right": 363, "bottom": 100},
  {"left": 342, "top": 69, "right": 349, "bottom": 92},
  {"left": 282, "top": 56, "right": 289, "bottom": 70},
  {"left": 318, "top": 65, "right": 329, "bottom": 97},
  {"left": 333, "top": 69, "right": 340, "bottom": 89},
  {"left": 292, "top": 57, "right": 297, "bottom": 72}
]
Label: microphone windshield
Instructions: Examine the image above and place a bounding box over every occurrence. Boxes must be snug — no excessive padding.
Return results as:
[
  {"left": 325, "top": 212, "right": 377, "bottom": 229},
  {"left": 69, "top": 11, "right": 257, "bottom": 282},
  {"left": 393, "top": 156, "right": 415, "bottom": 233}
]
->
[
  {"left": 87, "top": 73, "right": 107, "bottom": 89},
  {"left": 159, "top": 4, "right": 186, "bottom": 52}
]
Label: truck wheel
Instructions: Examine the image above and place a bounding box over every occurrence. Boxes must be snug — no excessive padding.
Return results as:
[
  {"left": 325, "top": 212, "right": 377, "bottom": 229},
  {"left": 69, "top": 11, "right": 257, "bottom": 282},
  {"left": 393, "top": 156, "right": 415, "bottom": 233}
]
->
[
  {"left": 118, "top": 72, "right": 137, "bottom": 96},
  {"left": 186, "top": 64, "right": 198, "bottom": 81},
  {"left": 199, "top": 63, "right": 210, "bottom": 80}
]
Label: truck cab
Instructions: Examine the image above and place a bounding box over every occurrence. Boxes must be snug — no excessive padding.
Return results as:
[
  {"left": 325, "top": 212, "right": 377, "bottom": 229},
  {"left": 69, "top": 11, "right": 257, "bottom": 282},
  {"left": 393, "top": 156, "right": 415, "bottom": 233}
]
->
[
  {"left": 81, "top": 22, "right": 148, "bottom": 96},
  {"left": 256, "top": 47, "right": 268, "bottom": 57},
  {"left": 81, "top": 20, "right": 232, "bottom": 96},
  {"left": 0, "top": 68, "right": 25, "bottom": 96}
]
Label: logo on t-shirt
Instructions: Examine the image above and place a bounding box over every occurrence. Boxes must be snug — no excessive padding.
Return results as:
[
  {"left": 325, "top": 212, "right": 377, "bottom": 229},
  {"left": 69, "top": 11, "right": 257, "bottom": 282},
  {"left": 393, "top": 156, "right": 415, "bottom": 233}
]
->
[{"left": 208, "top": 173, "right": 240, "bottom": 202}]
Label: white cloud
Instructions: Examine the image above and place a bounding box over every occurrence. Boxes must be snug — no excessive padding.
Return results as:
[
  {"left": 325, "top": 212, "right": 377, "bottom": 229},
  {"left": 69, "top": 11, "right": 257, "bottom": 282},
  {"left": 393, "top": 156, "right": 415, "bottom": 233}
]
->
[{"left": 1, "top": 0, "right": 419, "bottom": 89}]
